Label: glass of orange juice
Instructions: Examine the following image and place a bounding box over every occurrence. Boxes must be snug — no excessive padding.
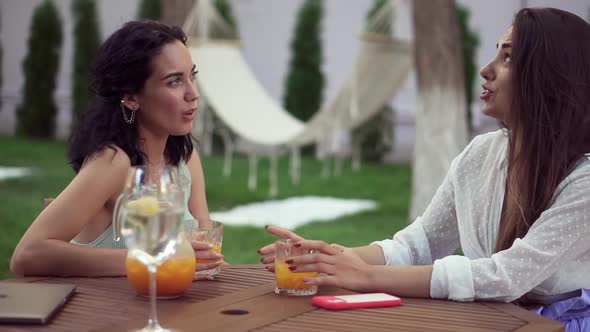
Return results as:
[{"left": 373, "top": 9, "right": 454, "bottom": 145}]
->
[
  {"left": 274, "top": 239, "right": 318, "bottom": 296},
  {"left": 185, "top": 219, "right": 223, "bottom": 276}
]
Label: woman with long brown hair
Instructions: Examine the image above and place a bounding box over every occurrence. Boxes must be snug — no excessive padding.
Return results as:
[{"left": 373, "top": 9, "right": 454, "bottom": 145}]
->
[{"left": 259, "top": 8, "right": 590, "bottom": 329}]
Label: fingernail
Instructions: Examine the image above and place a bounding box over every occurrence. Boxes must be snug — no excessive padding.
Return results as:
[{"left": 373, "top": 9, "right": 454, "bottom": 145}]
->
[
  {"left": 257, "top": 249, "right": 262, "bottom": 254},
  {"left": 294, "top": 243, "right": 301, "bottom": 248},
  {"left": 259, "top": 258, "right": 265, "bottom": 263},
  {"left": 285, "top": 259, "right": 293, "bottom": 264},
  {"left": 288, "top": 266, "right": 296, "bottom": 271},
  {"left": 207, "top": 243, "right": 214, "bottom": 249},
  {"left": 265, "top": 265, "right": 270, "bottom": 270},
  {"left": 264, "top": 225, "right": 270, "bottom": 230}
]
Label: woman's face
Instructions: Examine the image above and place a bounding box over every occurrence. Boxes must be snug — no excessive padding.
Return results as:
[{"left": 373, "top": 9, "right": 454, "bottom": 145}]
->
[
  {"left": 130, "top": 40, "right": 199, "bottom": 136},
  {"left": 479, "top": 27, "right": 513, "bottom": 123}
]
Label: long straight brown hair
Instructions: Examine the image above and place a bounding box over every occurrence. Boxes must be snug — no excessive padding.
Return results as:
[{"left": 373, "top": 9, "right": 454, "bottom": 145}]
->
[{"left": 496, "top": 8, "right": 590, "bottom": 252}]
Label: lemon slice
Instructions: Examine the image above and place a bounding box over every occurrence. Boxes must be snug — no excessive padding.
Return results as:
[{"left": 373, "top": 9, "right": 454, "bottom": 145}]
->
[{"left": 127, "top": 196, "right": 160, "bottom": 217}]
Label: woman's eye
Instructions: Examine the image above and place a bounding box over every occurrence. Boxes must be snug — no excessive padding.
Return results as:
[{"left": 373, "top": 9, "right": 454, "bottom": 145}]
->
[
  {"left": 168, "top": 78, "right": 182, "bottom": 87},
  {"left": 190, "top": 71, "right": 198, "bottom": 81}
]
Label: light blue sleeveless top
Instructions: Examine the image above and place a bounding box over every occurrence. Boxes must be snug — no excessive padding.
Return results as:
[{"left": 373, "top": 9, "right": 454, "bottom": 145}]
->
[{"left": 70, "top": 161, "right": 195, "bottom": 249}]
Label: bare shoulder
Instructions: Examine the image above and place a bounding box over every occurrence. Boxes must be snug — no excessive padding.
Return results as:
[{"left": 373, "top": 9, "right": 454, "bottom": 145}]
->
[
  {"left": 79, "top": 145, "right": 131, "bottom": 178},
  {"left": 186, "top": 148, "right": 203, "bottom": 171},
  {"left": 187, "top": 148, "right": 201, "bottom": 164}
]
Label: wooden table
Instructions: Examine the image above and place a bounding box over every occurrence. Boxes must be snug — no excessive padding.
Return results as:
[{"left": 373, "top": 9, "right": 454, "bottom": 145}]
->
[{"left": 1, "top": 265, "right": 564, "bottom": 332}]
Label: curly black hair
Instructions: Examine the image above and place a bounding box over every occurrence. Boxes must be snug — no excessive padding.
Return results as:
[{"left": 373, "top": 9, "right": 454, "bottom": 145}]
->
[{"left": 68, "top": 20, "right": 193, "bottom": 173}]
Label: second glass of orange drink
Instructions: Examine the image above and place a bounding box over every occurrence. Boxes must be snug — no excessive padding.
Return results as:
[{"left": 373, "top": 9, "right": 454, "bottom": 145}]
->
[
  {"left": 274, "top": 239, "right": 318, "bottom": 296},
  {"left": 185, "top": 219, "right": 224, "bottom": 276}
]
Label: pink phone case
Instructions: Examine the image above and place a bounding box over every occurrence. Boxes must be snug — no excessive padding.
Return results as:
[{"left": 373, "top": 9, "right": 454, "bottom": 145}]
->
[{"left": 312, "top": 293, "right": 402, "bottom": 310}]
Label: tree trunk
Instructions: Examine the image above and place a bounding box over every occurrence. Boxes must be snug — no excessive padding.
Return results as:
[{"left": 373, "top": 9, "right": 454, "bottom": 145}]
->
[
  {"left": 161, "top": 0, "right": 195, "bottom": 27},
  {"left": 410, "top": 0, "right": 468, "bottom": 221}
]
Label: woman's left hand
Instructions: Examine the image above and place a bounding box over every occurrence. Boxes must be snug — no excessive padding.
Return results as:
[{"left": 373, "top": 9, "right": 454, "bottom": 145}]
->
[{"left": 287, "top": 240, "right": 375, "bottom": 292}]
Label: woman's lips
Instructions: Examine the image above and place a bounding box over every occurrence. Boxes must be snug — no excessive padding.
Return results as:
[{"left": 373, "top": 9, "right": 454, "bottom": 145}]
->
[
  {"left": 182, "top": 109, "right": 196, "bottom": 121},
  {"left": 481, "top": 85, "right": 493, "bottom": 101}
]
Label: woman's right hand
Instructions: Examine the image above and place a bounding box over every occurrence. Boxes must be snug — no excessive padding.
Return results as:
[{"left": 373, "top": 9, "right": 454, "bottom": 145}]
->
[
  {"left": 191, "top": 240, "right": 224, "bottom": 279},
  {"left": 257, "top": 225, "right": 304, "bottom": 272}
]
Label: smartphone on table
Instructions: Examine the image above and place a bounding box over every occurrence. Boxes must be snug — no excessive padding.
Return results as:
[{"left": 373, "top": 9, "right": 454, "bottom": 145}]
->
[{"left": 312, "top": 293, "right": 402, "bottom": 310}]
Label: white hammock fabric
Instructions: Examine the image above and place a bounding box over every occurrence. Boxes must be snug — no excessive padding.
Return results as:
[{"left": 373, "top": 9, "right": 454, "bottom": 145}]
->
[
  {"left": 189, "top": 43, "right": 305, "bottom": 146},
  {"left": 290, "top": 34, "right": 412, "bottom": 146},
  {"left": 184, "top": 0, "right": 412, "bottom": 195},
  {"left": 189, "top": 35, "right": 411, "bottom": 148}
]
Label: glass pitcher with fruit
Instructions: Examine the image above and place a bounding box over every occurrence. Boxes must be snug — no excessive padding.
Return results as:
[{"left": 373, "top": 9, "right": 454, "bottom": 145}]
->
[{"left": 113, "top": 166, "right": 195, "bottom": 332}]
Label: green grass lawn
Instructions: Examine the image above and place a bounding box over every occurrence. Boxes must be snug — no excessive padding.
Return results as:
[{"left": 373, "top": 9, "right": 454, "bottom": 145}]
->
[{"left": 0, "top": 136, "right": 411, "bottom": 279}]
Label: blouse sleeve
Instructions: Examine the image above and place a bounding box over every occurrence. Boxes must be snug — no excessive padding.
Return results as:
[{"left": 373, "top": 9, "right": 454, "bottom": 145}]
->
[
  {"left": 371, "top": 137, "right": 482, "bottom": 266},
  {"left": 430, "top": 165, "right": 590, "bottom": 302}
]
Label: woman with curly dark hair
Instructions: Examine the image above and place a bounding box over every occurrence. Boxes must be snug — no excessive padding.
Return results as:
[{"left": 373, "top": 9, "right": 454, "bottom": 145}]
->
[{"left": 11, "top": 21, "right": 221, "bottom": 277}]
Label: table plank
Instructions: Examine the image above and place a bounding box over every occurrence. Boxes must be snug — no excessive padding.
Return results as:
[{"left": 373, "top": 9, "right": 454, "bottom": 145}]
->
[
  {"left": 103, "top": 282, "right": 279, "bottom": 332},
  {"left": 481, "top": 302, "right": 565, "bottom": 332},
  {"left": 1, "top": 266, "right": 564, "bottom": 332},
  {"left": 260, "top": 298, "right": 563, "bottom": 332},
  {"left": 109, "top": 286, "right": 563, "bottom": 332},
  {"left": 0, "top": 267, "right": 275, "bottom": 332},
  {"left": 259, "top": 304, "right": 519, "bottom": 332}
]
